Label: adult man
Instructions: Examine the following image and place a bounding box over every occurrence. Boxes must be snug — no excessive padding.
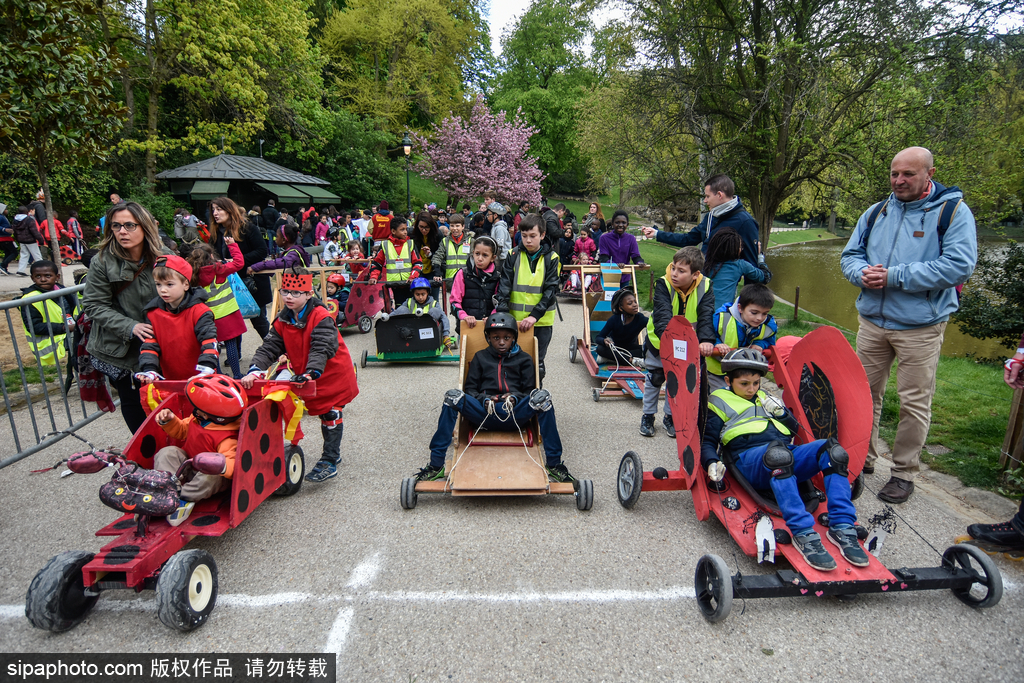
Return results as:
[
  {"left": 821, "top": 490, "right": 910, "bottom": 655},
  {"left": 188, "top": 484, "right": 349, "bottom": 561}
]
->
[
  {"left": 642, "top": 174, "right": 760, "bottom": 267},
  {"left": 98, "top": 192, "right": 122, "bottom": 235},
  {"left": 840, "top": 146, "right": 976, "bottom": 504},
  {"left": 541, "top": 203, "right": 566, "bottom": 240}
]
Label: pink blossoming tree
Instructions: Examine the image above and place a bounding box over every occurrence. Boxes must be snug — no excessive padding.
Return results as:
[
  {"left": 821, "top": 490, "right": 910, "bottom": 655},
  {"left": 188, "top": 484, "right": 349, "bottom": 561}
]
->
[{"left": 413, "top": 95, "right": 545, "bottom": 208}]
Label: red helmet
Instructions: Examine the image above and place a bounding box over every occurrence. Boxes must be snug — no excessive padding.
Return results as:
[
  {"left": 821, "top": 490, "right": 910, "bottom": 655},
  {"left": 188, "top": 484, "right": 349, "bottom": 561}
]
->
[
  {"left": 186, "top": 375, "right": 249, "bottom": 424},
  {"left": 327, "top": 273, "right": 348, "bottom": 286}
]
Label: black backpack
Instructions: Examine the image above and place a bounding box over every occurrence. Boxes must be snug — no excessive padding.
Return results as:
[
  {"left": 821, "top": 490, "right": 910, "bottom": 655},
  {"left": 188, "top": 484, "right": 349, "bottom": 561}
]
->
[{"left": 860, "top": 189, "right": 963, "bottom": 254}]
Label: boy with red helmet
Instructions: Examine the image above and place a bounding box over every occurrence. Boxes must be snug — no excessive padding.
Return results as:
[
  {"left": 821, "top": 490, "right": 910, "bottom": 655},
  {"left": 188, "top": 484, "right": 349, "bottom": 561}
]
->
[
  {"left": 154, "top": 375, "right": 248, "bottom": 526},
  {"left": 241, "top": 267, "right": 359, "bottom": 482}
]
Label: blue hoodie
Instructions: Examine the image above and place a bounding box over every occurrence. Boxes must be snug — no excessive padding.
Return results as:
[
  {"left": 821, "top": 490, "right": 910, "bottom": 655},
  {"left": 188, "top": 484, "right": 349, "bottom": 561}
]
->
[{"left": 840, "top": 181, "right": 976, "bottom": 330}]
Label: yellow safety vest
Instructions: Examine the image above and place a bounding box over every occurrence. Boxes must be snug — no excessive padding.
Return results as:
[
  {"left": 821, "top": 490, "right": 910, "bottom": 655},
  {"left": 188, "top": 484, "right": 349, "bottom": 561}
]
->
[
  {"left": 383, "top": 241, "right": 413, "bottom": 282},
  {"left": 708, "top": 388, "right": 792, "bottom": 445},
  {"left": 442, "top": 237, "right": 470, "bottom": 279},
  {"left": 705, "top": 308, "right": 775, "bottom": 376},
  {"left": 403, "top": 297, "right": 439, "bottom": 316},
  {"left": 22, "top": 297, "right": 68, "bottom": 365},
  {"left": 509, "top": 250, "right": 558, "bottom": 326},
  {"left": 646, "top": 275, "right": 711, "bottom": 350},
  {"left": 204, "top": 277, "right": 240, "bottom": 320}
]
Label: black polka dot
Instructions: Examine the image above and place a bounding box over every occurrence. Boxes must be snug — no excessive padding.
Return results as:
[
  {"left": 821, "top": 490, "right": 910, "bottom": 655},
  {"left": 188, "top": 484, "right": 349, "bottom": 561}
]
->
[
  {"left": 140, "top": 435, "right": 156, "bottom": 460},
  {"left": 355, "top": 287, "right": 363, "bottom": 297},
  {"left": 241, "top": 450, "right": 252, "bottom": 472},
  {"left": 260, "top": 433, "right": 270, "bottom": 454},
  {"left": 683, "top": 445, "right": 694, "bottom": 475},
  {"left": 248, "top": 411, "right": 259, "bottom": 431},
  {"left": 237, "top": 489, "right": 249, "bottom": 512},
  {"left": 368, "top": 294, "right": 375, "bottom": 304},
  {"left": 192, "top": 515, "right": 220, "bottom": 527},
  {"left": 273, "top": 456, "right": 282, "bottom": 476},
  {"left": 270, "top": 403, "right": 280, "bottom": 423},
  {"left": 666, "top": 371, "right": 678, "bottom": 398},
  {"left": 686, "top": 364, "right": 697, "bottom": 393},
  {"left": 254, "top": 473, "right": 264, "bottom": 495}
]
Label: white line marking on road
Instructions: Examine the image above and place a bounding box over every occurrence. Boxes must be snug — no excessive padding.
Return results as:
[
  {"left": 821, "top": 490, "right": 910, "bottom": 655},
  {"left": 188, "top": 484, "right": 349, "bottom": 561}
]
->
[
  {"left": 345, "top": 552, "right": 382, "bottom": 589},
  {"left": 371, "top": 586, "right": 698, "bottom": 603},
  {"left": 219, "top": 592, "right": 313, "bottom": 608},
  {"left": 0, "top": 605, "right": 23, "bottom": 619},
  {"left": 323, "top": 606, "right": 355, "bottom": 664}
]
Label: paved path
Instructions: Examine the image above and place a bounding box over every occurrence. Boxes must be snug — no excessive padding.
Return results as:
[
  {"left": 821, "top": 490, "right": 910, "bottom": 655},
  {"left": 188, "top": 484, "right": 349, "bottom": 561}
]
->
[{"left": 0, "top": 302, "right": 1021, "bottom": 682}]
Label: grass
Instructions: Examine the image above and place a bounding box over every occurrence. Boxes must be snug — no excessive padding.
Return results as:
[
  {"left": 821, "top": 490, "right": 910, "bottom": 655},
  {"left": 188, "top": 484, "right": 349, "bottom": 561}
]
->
[
  {"left": 766, "top": 228, "right": 846, "bottom": 248},
  {"left": 3, "top": 364, "right": 60, "bottom": 388}
]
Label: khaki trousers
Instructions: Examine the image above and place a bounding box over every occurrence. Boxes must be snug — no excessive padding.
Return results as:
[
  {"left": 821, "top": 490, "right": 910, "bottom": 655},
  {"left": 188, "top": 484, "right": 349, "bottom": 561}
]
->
[
  {"left": 856, "top": 316, "right": 945, "bottom": 482},
  {"left": 155, "top": 446, "right": 229, "bottom": 502}
]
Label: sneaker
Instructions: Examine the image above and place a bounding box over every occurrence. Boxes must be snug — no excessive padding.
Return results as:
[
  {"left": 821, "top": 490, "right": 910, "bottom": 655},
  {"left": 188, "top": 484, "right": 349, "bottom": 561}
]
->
[
  {"left": 415, "top": 465, "right": 445, "bottom": 481},
  {"left": 167, "top": 501, "right": 195, "bottom": 527},
  {"left": 305, "top": 460, "right": 338, "bottom": 482},
  {"left": 547, "top": 463, "right": 576, "bottom": 483},
  {"left": 793, "top": 531, "right": 837, "bottom": 571},
  {"left": 639, "top": 413, "right": 655, "bottom": 437},
  {"left": 966, "top": 520, "right": 1024, "bottom": 549},
  {"left": 827, "top": 526, "right": 870, "bottom": 567},
  {"left": 877, "top": 476, "right": 914, "bottom": 504},
  {"left": 663, "top": 414, "right": 676, "bottom": 439}
]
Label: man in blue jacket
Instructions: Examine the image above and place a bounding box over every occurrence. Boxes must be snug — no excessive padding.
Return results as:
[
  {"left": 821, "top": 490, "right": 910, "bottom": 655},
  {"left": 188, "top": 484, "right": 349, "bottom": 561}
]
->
[
  {"left": 642, "top": 174, "right": 760, "bottom": 267},
  {"left": 840, "top": 146, "right": 977, "bottom": 504}
]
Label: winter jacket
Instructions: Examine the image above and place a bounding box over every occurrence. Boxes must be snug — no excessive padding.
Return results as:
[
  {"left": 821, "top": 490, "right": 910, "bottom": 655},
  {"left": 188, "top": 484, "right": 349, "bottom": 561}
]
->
[
  {"left": 700, "top": 390, "right": 801, "bottom": 468},
  {"left": 262, "top": 206, "right": 281, "bottom": 235},
  {"left": 541, "top": 209, "right": 563, "bottom": 238},
  {"left": 451, "top": 262, "right": 499, "bottom": 321},
  {"left": 81, "top": 248, "right": 159, "bottom": 371},
  {"left": 490, "top": 219, "right": 512, "bottom": 261},
  {"left": 370, "top": 211, "right": 392, "bottom": 242},
  {"left": 464, "top": 343, "right": 536, "bottom": 401},
  {"left": 840, "top": 181, "right": 977, "bottom": 330},
  {"left": 598, "top": 231, "right": 644, "bottom": 267},
  {"left": 235, "top": 222, "right": 272, "bottom": 307},
  {"left": 573, "top": 235, "right": 597, "bottom": 262},
  {"left": 12, "top": 213, "right": 44, "bottom": 244},
  {"left": 656, "top": 198, "right": 760, "bottom": 267},
  {"left": 249, "top": 244, "right": 311, "bottom": 273},
  {"left": 495, "top": 244, "right": 561, "bottom": 323},
  {"left": 139, "top": 289, "right": 219, "bottom": 378},
  {"left": 595, "top": 312, "right": 649, "bottom": 350},
  {"left": 0, "top": 213, "right": 12, "bottom": 242},
  {"left": 20, "top": 284, "right": 76, "bottom": 336},
  {"left": 647, "top": 275, "right": 716, "bottom": 347},
  {"left": 707, "top": 257, "right": 769, "bottom": 311}
]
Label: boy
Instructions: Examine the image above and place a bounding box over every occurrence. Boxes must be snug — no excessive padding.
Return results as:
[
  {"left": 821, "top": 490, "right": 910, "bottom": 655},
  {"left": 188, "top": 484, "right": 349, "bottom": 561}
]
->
[
  {"left": 706, "top": 283, "right": 778, "bottom": 390},
  {"left": 136, "top": 255, "right": 219, "bottom": 383},
  {"left": 381, "top": 277, "right": 453, "bottom": 343},
  {"left": 413, "top": 313, "right": 575, "bottom": 483},
  {"left": 19, "top": 260, "right": 76, "bottom": 365},
  {"left": 241, "top": 268, "right": 359, "bottom": 483},
  {"left": 641, "top": 246, "right": 715, "bottom": 438},
  {"left": 154, "top": 375, "right": 246, "bottom": 526},
  {"left": 702, "top": 349, "right": 869, "bottom": 571},
  {"left": 495, "top": 215, "right": 560, "bottom": 381},
  {"left": 368, "top": 215, "right": 422, "bottom": 305},
  {"left": 431, "top": 213, "right": 470, "bottom": 282}
]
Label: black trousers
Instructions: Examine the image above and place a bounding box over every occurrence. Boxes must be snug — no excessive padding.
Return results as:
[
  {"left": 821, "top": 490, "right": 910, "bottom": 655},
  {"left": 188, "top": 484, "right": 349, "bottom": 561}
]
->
[{"left": 110, "top": 373, "right": 147, "bottom": 434}]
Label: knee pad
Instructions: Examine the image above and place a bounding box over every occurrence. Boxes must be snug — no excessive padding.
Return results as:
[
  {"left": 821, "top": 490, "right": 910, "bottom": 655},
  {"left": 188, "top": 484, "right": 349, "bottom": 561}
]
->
[
  {"left": 320, "top": 408, "right": 342, "bottom": 428},
  {"left": 648, "top": 366, "right": 665, "bottom": 388},
  {"left": 819, "top": 438, "right": 849, "bottom": 477},
  {"left": 529, "top": 388, "right": 552, "bottom": 412},
  {"left": 763, "top": 441, "right": 794, "bottom": 479},
  {"left": 443, "top": 389, "right": 464, "bottom": 408}
]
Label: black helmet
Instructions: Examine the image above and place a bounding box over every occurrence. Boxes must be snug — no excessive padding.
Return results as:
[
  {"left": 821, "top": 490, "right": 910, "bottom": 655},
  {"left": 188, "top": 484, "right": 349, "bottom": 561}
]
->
[
  {"left": 720, "top": 348, "right": 769, "bottom": 375},
  {"left": 484, "top": 312, "right": 519, "bottom": 340}
]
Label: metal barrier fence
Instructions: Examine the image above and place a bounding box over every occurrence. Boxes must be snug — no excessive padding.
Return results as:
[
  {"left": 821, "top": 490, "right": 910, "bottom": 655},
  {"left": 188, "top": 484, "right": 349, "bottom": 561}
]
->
[{"left": 0, "top": 284, "right": 119, "bottom": 468}]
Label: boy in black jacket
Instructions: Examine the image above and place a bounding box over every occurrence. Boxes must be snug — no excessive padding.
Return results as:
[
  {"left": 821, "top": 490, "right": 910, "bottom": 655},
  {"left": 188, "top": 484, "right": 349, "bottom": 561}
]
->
[{"left": 415, "top": 313, "right": 574, "bottom": 483}]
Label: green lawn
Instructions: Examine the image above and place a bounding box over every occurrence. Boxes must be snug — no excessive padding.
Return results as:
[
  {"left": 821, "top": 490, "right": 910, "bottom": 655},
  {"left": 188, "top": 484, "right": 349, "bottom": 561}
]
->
[{"left": 766, "top": 228, "right": 846, "bottom": 248}]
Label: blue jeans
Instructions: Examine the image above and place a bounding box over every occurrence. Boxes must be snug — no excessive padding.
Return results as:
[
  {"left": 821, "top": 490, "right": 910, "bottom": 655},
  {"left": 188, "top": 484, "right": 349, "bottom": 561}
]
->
[
  {"left": 427, "top": 394, "right": 563, "bottom": 469},
  {"left": 733, "top": 439, "right": 856, "bottom": 536}
]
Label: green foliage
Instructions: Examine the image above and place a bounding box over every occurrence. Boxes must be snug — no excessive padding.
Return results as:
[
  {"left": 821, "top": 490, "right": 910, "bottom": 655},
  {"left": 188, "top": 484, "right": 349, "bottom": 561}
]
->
[
  {"left": 0, "top": 154, "right": 115, "bottom": 226},
  {"left": 124, "top": 181, "right": 179, "bottom": 235},
  {"left": 954, "top": 242, "right": 1024, "bottom": 350}
]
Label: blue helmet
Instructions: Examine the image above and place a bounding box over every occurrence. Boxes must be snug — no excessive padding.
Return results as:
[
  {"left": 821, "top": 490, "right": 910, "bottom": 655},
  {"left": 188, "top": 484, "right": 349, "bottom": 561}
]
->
[{"left": 409, "top": 277, "right": 431, "bottom": 291}]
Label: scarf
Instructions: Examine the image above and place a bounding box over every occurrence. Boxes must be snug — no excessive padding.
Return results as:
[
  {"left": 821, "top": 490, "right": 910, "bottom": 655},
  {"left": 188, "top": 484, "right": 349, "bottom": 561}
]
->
[
  {"left": 709, "top": 196, "right": 739, "bottom": 218},
  {"left": 75, "top": 314, "right": 116, "bottom": 413},
  {"left": 663, "top": 264, "right": 705, "bottom": 300}
]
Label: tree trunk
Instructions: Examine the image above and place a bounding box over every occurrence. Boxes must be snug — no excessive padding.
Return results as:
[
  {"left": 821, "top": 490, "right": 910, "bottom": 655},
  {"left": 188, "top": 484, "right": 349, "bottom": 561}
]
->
[
  {"left": 35, "top": 147, "right": 63, "bottom": 285},
  {"left": 145, "top": 88, "right": 159, "bottom": 186},
  {"left": 750, "top": 199, "right": 780, "bottom": 253}
]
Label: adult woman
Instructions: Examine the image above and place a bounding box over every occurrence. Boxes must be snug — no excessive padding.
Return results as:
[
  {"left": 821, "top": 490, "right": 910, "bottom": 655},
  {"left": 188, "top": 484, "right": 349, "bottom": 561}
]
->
[
  {"left": 582, "top": 202, "right": 606, "bottom": 239},
  {"left": 81, "top": 202, "right": 166, "bottom": 433},
  {"left": 411, "top": 211, "right": 442, "bottom": 300},
  {"left": 211, "top": 197, "right": 273, "bottom": 339}
]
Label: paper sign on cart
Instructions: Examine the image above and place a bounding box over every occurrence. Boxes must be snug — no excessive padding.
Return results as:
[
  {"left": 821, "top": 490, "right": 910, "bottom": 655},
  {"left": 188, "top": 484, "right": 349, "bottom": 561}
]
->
[
  {"left": 673, "top": 339, "right": 688, "bottom": 360},
  {"left": 419, "top": 328, "right": 435, "bottom": 340},
  {"left": 604, "top": 290, "right": 614, "bottom": 301}
]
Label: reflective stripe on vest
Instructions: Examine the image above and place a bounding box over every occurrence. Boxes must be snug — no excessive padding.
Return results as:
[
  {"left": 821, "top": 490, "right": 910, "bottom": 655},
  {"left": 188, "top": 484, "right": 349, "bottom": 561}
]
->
[
  {"left": 23, "top": 298, "right": 67, "bottom": 365},
  {"left": 403, "top": 298, "right": 438, "bottom": 315},
  {"left": 509, "top": 251, "right": 556, "bottom": 326},
  {"left": 383, "top": 241, "right": 413, "bottom": 282},
  {"left": 708, "top": 389, "right": 791, "bottom": 445},
  {"left": 443, "top": 237, "right": 470, "bottom": 279},
  {"left": 204, "top": 278, "right": 240, "bottom": 319},
  {"left": 646, "top": 275, "right": 710, "bottom": 350},
  {"left": 705, "top": 309, "right": 775, "bottom": 375}
]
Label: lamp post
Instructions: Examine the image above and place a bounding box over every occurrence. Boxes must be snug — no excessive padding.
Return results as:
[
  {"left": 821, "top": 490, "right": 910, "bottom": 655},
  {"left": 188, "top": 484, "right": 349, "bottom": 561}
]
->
[{"left": 403, "top": 132, "right": 412, "bottom": 216}]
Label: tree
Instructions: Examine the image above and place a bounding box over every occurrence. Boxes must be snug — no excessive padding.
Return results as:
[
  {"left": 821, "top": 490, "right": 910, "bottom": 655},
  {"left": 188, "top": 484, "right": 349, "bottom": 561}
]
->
[
  {"left": 413, "top": 96, "right": 544, "bottom": 207},
  {"left": 955, "top": 242, "right": 1024, "bottom": 352},
  {"left": 0, "top": 0, "right": 126, "bottom": 277}
]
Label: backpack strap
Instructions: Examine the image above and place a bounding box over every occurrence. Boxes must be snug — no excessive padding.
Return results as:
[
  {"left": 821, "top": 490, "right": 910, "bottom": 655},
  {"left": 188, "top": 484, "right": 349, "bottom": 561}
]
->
[
  {"left": 936, "top": 198, "right": 962, "bottom": 252},
  {"left": 861, "top": 198, "right": 890, "bottom": 250}
]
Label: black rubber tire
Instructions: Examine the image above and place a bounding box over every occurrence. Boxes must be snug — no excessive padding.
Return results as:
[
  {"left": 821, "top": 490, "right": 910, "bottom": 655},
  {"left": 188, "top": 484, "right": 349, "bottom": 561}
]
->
[
  {"left": 273, "top": 445, "right": 304, "bottom": 496},
  {"left": 942, "top": 544, "right": 1003, "bottom": 609},
  {"left": 592, "top": 388, "right": 600, "bottom": 402},
  {"left": 576, "top": 479, "right": 594, "bottom": 511},
  {"left": 400, "top": 477, "right": 418, "bottom": 510},
  {"left": 358, "top": 315, "right": 373, "bottom": 334},
  {"left": 617, "top": 451, "right": 643, "bottom": 509},
  {"left": 774, "top": 529, "right": 792, "bottom": 545},
  {"left": 569, "top": 336, "right": 578, "bottom": 363},
  {"left": 156, "top": 549, "right": 219, "bottom": 631},
  {"left": 694, "top": 554, "right": 733, "bottom": 623},
  {"left": 360, "top": 349, "right": 368, "bottom": 368},
  {"left": 851, "top": 473, "right": 864, "bottom": 500},
  {"left": 25, "top": 551, "right": 98, "bottom": 632}
]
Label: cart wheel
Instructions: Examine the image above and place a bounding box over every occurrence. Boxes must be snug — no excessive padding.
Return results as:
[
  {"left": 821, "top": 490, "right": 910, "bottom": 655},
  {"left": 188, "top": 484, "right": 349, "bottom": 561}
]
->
[
  {"left": 694, "top": 554, "right": 733, "bottom": 623},
  {"left": 25, "top": 551, "right": 98, "bottom": 632},
  {"left": 774, "top": 529, "right": 792, "bottom": 545},
  {"left": 156, "top": 549, "right": 218, "bottom": 631},
  {"left": 851, "top": 473, "right": 864, "bottom": 500},
  {"left": 575, "top": 479, "right": 594, "bottom": 511},
  {"left": 360, "top": 349, "right": 368, "bottom": 368},
  {"left": 400, "top": 477, "right": 418, "bottom": 510},
  {"left": 569, "top": 336, "right": 578, "bottom": 363},
  {"left": 62, "top": 258, "right": 73, "bottom": 266},
  {"left": 617, "top": 451, "right": 643, "bottom": 509},
  {"left": 358, "top": 315, "right": 373, "bottom": 334},
  {"left": 592, "top": 388, "right": 600, "bottom": 402},
  {"left": 274, "top": 445, "right": 304, "bottom": 496},
  {"left": 942, "top": 544, "right": 1003, "bottom": 609}
]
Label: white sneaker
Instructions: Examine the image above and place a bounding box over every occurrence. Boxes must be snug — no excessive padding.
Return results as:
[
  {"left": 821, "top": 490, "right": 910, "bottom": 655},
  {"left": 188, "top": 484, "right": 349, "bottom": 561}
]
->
[{"left": 167, "top": 501, "right": 195, "bottom": 527}]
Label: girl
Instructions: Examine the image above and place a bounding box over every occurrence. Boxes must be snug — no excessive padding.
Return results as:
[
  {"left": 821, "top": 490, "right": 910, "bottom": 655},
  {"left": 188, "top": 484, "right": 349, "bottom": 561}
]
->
[
  {"left": 594, "top": 289, "right": 648, "bottom": 365},
  {"left": 449, "top": 236, "right": 500, "bottom": 333},
  {"left": 703, "top": 228, "right": 771, "bottom": 311},
  {"left": 345, "top": 240, "right": 367, "bottom": 280},
  {"left": 249, "top": 223, "right": 312, "bottom": 276},
  {"left": 187, "top": 239, "right": 246, "bottom": 378},
  {"left": 323, "top": 227, "right": 345, "bottom": 265},
  {"left": 568, "top": 228, "right": 598, "bottom": 292}
]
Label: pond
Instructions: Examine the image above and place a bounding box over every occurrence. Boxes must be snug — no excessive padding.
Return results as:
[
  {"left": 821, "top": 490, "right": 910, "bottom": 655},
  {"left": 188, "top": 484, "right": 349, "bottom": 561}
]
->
[{"left": 765, "top": 239, "right": 1009, "bottom": 359}]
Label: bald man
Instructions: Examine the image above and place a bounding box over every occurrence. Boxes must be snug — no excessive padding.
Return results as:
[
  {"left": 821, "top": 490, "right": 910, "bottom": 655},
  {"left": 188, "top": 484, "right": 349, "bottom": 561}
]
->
[{"left": 840, "top": 147, "right": 977, "bottom": 503}]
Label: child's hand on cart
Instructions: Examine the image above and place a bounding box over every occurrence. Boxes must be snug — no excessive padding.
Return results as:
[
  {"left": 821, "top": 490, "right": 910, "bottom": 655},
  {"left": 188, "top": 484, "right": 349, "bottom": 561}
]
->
[{"left": 155, "top": 408, "right": 175, "bottom": 425}]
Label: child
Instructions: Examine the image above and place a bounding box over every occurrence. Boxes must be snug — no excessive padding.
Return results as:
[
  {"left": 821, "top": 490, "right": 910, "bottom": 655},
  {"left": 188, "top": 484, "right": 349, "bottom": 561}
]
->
[
  {"left": 701, "top": 349, "right": 869, "bottom": 571},
  {"left": 496, "top": 215, "right": 560, "bottom": 381},
  {"left": 431, "top": 213, "right": 470, "bottom": 283},
  {"left": 450, "top": 236, "right": 500, "bottom": 334},
  {"left": 703, "top": 228, "right": 770, "bottom": 311},
  {"left": 368, "top": 215, "right": 422, "bottom": 306},
  {"left": 413, "top": 313, "right": 575, "bottom": 483},
  {"left": 640, "top": 246, "right": 715, "bottom": 438},
  {"left": 250, "top": 223, "right": 312, "bottom": 275},
  {"left": 153, "top": 375, "right": 247, "bottom": 526},
  {"left": 187, "top": 240, "right": 246, "bottom": 379},
  {"left": 707, "top": 283, "right": 778, "bottom": 390},
  {"left": 326, "top": 272, "right": 352, "bottom": 324},
  {"left": 594, "top": 289, "right": 648, "bottom": 366},
  {"left": 65, "top": 210, "right": 85, "bottom": 256},
  {"left": 19, "top": 260, "right": 76, "bottom": 365},
  {"left": 381, "top": 277, "right": 453, "bottom": 344},
  {"left": 136, "top": 255, "right": 219, "bottom": 382},
  {"left": 241, "top": 267, "right": 359, "bottom": 483},
  {"left": 573, "top": 227, "right": 597, "bottom": 265},
  {"left": 345, "top": 240, "right": 367, "bottom": 280},
  {"left": 323, "top": 227, "right": 345, "bottom": 265}
]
